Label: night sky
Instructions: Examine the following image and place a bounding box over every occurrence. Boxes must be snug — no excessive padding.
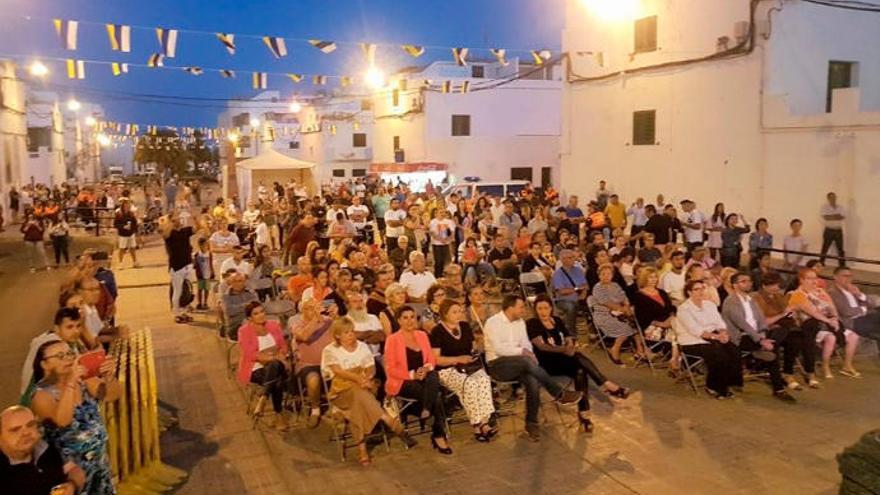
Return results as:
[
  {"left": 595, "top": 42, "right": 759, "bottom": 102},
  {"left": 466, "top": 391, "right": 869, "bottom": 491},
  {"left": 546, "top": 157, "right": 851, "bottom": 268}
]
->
[{"left": 1, "top": 0, "right": 563, "bottom": 127}]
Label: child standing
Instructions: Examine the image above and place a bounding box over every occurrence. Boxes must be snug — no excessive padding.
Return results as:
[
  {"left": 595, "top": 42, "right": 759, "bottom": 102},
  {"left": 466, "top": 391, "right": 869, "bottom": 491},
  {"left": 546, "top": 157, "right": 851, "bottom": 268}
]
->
[{"left": 194, "top": 237, "right": 214, "bottom": 310}]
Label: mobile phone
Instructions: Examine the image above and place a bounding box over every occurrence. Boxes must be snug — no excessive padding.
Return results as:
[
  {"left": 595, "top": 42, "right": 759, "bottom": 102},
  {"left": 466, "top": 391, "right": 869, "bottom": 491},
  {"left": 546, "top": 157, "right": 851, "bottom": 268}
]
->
[{"left": 79, "top": 349, "right": 107, "bottom": 379}]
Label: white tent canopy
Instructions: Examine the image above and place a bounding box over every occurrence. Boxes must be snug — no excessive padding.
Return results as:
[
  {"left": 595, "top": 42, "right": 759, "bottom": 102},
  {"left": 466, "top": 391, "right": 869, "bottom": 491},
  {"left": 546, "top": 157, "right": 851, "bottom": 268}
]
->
[{"left": 235, "top": 148, "right": 316, "bottom": 204}]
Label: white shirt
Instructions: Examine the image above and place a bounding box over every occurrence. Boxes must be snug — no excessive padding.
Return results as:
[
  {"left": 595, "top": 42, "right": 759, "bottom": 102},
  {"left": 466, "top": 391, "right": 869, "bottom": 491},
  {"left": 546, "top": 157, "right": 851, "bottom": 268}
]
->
[
  {"left": 351, "top": 313, "right": 383, "bottom": 356},
  {"left": 659, "top": 269, "right": 687, "bottom": 306},
  {"left": 429, "top": 218, "right": 456, "bottom": 245},
  {"left": 252, "top": 334, "right": 276, "bottom": 371},
  {"left": 384, "top": 209, "right": 407, "bottom": 237},
  {"left": 738, "top": 293, "right": 758, "bottom": 331},
  {"left": 627, "top": 205, "right": 648, "bottom": 227},
  {"left": 820, "top": 204, "right": 845, "bottom": 229},
  {"left": 483, "top": 311, "right": 533, "bottom": 362},
  {"left": 347, "top": 204, "right": 370, "bottom": 226},
  {"left": 840, "top": 287, "right": 867, "bottom": 316},
  {"left": 326, "top": 208, "right": 347, "bottom": 223},
  {"left": 676, "top": 299, "right": 727, "bottom": 346},
  {"left": 399, "top": 270, "right": 437, "bottom": 299},
  {"left": 681, "top": 210, "right": 707, "bottom": 243},
  {"left": 783, "top": 235, "right": 808, "bottom": 266},
  {"left": 254, "top": 223, "right": 270, "bottom": 245},
  {"left": 490, "top": 204, "right": 505, "bottom": 226},
  {"left": 220, "top": 258, "right": 253, "bottom": 279},
  {"left": 321, "top": 341, "right": 375, "bottom": 379},
  {"left": 242, "top": 209, "right": 260, "bottom": 227},
  {"left": 82, "top": 304, "right": 103, "bottom": 339}
]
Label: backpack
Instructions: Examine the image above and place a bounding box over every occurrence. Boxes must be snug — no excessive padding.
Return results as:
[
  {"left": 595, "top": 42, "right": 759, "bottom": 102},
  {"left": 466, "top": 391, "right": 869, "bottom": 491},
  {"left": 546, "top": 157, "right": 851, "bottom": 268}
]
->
[{"left": 170, "top": 278, "right": 195, "bottom": 309}]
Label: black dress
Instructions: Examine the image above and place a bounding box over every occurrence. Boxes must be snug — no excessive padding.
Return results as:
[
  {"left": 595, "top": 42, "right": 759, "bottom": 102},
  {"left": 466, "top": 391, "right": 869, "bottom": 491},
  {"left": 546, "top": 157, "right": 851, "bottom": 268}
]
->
[
  {"left": 525, "top": 316, "right": 577, "bottom": 377},
  {"left": 429, "top": 322, "right": 476, "bottom": 371}
]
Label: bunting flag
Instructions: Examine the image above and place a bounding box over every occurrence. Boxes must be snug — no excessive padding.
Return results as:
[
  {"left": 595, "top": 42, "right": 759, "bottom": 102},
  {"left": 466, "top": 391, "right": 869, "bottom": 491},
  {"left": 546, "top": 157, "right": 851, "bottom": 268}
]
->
[
  {"left": 263, "top": 37, "right": 287, "bottom": 58},
  {"left": 184, "top": 67, "right": 204, "bottom": 75},
  {"left": 216, "top": 33, "right": 236, "bottom": 55},
  {"left": 156, "top": 28, "right": 178, "bottom": 57},
  {"left": 490, "top": 48, "right": 508, "bottom": 66},
  {"left": 452, "top": 47, "right": 468, "bottom": 66},
  {"left": 441, "top": 80, "right": 451, "bottom": 93},
  {"left": 287, "top": 73, "right": 303, "bottom": 83},
  {"left": 53, "top": 19, "right": 78, "bottom": 50},
  {"left": 252, "top": 72, "right": 268, "bottom": 89},
  {"left": 360, "top": 43, "right": 377, "bottom": 66},
  {"left": 313, "top": 75, "right": 327, "bottom": 85},
  {"left": 530, "top": 50, "right": 552, "bottom": 65},
  {"left": 308, "top": 39, "right": 337, "bottom": 54},
  {"left": 106, "top": 24, "right": 131, "bottom": 52},
  {"left": 147, "top": 53, "right": 164, "bottom": 67},
  {"left": 220, "top": 69, "right": 235, "bottom": 78},
  {"left": 66, "top": 59, "right": 85, "bottom": 79},
  {"left": 147, "top": 125, "right": 158, "bottom": 135},
  {"left": 110, "top": 62, "right": 129, "bottom": 76},
  {"left": 460, "top": 81, "right": 470, "bottom": 94},
  {"left": 402, "top": 44, "right": 425, "bottom": 58},
  {"left": 340, "top": 76, "right": 352, "bottom": 87}
]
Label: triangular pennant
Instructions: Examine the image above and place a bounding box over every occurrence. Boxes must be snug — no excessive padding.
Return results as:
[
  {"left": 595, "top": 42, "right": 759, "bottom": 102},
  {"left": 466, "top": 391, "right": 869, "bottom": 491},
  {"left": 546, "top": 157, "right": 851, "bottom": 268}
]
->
[
  {"left": 53, "top": 19, "right": 78, "bottom": 51},
  {"left": 441, "top": 80, "right": 451, "bottom": 93},
  {"left": 287, "top": 73, "right": 303, "bottom": 83},
  {"left": 460, "top": 81, "right": 470, "bottom": 94},
  {"left": 184, "top": 67, "right": 204, "bottom": 76},
  {"left": 340, "top": 76, "right": 352, "bottom": 87},
  {"left": 216, "top": 33, "right": 236, "bottom": 55},
  {"left": 263, "top": 37, "right": 288, "bottom": 58},
  {"left": 253, "top": 72, "right": 268, "bottom": 89},
  {"left": 313, "top": 75, "right": 327, "bottom": 85},
  {"left": 360, "top": 43, "right": 377, "bottom": 66},
  {"left": 490, "top": 48, "right": 508, "bottom": 66},
  {"left": 220, "top": 69, "right": 235, "bottom": 78},
  {"left": 106, "top": 24, "right": 131, "bottom": 52},
  {"left": 402, "top": 44, "right": 425, "bottom": 57},
  {"left": 530, "top": 50, "right": 552, "bottom": 65},
  {"left": 111, "top": 62, "right": 129, "bottom": 76},
  {"left": 452, "top": 47, "right": 468, "bottom": 66},
  {"left": 66, "top": 59, "right": 85, "bottom": 79},
  {"left": 156, "top": 28, "right": 178, "bottom": 57},
  {"left": 308, "top": 40, "right": 337, "bottom": 54},
  {"left": 147, "top": 53, "right": 164, "bottom": 67}
]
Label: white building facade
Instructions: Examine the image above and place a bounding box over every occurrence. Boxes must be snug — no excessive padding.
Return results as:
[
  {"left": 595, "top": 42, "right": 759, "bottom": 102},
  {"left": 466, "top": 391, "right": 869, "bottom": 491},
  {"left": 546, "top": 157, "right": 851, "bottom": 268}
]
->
[
  {"left": 0, "top": 60, "right": 27, "bottom": 222},
  {"left": 296, "top": 96, "right": 373, "bottom": 185},
  {"left": 63, "top": 103, "right": 105, "bottom": 183},
  {"left": 371, "top": 60, "right": 561, "bottom": 190},
  {"left": 561, "top": 0, "right": 880, "bottom": 264},
  {"left": 26, "top": 90, "right": 66, "bottom": 186},
  {"left": 217, "top": 91, "right": 303, "bottom": 160}
]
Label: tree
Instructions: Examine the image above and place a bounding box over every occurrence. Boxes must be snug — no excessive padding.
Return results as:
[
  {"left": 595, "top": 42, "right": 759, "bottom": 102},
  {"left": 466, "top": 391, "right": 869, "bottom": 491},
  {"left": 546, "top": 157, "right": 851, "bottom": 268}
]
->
[
  {"left": 187, "top": 130, "right": 214, "bottom": 168},
  {"left": 134, "top": 129, "right": 191, "bottom": 177}
]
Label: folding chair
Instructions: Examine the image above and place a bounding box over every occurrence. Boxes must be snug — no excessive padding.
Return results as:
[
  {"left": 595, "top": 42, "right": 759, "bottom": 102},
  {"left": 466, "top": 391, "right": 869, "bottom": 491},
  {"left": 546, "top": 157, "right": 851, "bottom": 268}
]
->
[
  {"left": 321, "top": 375, "right": 391, "bottom": 462},
  {"left": 585, "top": 296, "right": 614, "bottom": 361},
  {"left": 630, "top": 307, "right": 672, "bottom": 375},
  {"left": 520, "top": 271, "right": 550, "bottom": 308},
  {"left": 543, "top": 375, "right": 577, "bottom": 428},
  {"left": 669, "top": 331, "right": 706, "bottom": 395}
]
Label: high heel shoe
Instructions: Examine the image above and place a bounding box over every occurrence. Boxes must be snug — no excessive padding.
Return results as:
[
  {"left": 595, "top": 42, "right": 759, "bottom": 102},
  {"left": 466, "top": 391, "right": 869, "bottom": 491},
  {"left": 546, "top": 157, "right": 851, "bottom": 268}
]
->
[
  {"left": 607, "top": 386, "right": 631, "bottom": 399},
  {"left": 394, "top": 428, "right": 417, "bottom": 449},
  {"left": 609, "top": 355, "right": 624, "bottom": 366},
  {"left": 431, "top": 436, "right": 453, "bottom": 455},
  {"left": 579, "top": 416, "right": 594, "bottom": 434}
]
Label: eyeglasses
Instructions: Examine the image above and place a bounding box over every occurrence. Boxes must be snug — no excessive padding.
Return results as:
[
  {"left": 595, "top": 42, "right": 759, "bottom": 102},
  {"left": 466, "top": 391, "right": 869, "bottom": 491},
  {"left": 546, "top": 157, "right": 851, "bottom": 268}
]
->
[{"left": 44, "top": 350, "right": 76, "bottom": 361}]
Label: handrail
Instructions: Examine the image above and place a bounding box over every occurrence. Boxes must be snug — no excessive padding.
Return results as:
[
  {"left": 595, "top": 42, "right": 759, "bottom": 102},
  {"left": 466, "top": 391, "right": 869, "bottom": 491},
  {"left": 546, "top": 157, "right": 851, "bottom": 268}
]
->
[
  {"left": 761, "top": 247, "right": 880, "bottom": 266},
  {"left": 773, "top": 266, "right": 880, "bottom": 290}
]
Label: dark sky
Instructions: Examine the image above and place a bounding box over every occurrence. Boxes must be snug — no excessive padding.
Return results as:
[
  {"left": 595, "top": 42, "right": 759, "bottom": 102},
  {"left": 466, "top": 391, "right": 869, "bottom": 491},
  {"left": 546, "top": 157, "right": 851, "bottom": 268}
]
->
[{"left": 1, "top": 0, "right": 563, "bottom": 127}]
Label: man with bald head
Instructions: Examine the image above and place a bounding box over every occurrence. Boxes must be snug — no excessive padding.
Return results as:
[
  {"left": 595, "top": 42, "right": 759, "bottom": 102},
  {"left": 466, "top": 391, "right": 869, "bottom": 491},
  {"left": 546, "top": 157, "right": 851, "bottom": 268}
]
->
[
  {"left": 221, "top": 271, "right": 258, "bottom": 342},
  {"left": 0, "top": 406, "right": 84, "bottom": 494}
]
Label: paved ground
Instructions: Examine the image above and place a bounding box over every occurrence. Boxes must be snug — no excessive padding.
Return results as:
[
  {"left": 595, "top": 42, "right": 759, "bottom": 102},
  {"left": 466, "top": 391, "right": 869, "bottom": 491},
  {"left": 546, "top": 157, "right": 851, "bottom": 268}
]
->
[{"left": 2, "top": 225, "right": 878, "bottom": 495}]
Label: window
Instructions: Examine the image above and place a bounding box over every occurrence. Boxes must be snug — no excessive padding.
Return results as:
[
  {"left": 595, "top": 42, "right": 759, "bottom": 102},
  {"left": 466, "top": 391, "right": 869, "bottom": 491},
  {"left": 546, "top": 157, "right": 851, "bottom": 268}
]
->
[
  {"left": 288, "top": 141, "right": 299, "bottom": 149},
  {"left": 471, "top": 65, "right": 485, "bottom": 78},
  {"left": 510, "top": 167, "right": 533, "bottom": 182},
  {"left": 232, "top": 113, "right": 250, "bottom": 127},
  {"left": 352, "top": 168, "right": 366, "bottom": 177},
  {"left": 332, "top": 169, "right": 345, "bottom": 178},
  {"left": 451, "top": 115, "right": 471, "bottom": 136},
  {"left": 360, "top": 99, "right": 372, "bottom": 111},
  {"left": 352, "top": 133, "right": 367, "bottom": 148},
  {"left": 398, "top": 79, "right": 408, "bottom": 91},
  {"left": 541, "top": 167, "right": 552, "bottom": 189},
  {"left": 392, "top": 89, "right": 400, "bottom": 107},
  {"left": 394, "top": 149, "right": 405, "bottom": 163},
  {"left": 634, "top": 16, "right": 658, "bottom": 54},
  {"left": 827, "top": 61, "right": 857, "bottom": 113},
  {"left": 632, "top": 110, "right": 656, "bottom": 145},
  {"left": 393, "top": 136, "right": 401, "bottom": 151}
]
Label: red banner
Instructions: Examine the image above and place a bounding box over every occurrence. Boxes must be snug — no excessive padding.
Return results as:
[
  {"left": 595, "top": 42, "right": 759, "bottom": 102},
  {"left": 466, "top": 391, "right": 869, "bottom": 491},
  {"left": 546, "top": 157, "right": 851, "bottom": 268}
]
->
[{"left": 370, "top": 162, "right": 448, "bottom": 173}]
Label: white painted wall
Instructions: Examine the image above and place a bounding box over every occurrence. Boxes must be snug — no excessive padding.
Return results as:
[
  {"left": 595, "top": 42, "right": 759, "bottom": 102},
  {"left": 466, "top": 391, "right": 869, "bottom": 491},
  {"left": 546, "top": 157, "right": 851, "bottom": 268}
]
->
[
  {"left": 26, "top": 91, "right": 65, "bottom": 186},
  {"left": 0, "top": 61, "right": 27, "bottom": 222},
  {"left": 562, "top": 0, "right": 880, "bottom": 268}
]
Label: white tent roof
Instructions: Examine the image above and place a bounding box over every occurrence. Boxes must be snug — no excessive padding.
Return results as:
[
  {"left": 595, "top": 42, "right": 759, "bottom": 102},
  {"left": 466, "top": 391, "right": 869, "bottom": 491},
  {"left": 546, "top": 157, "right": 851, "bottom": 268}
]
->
[{"left": 235, "top": 148, "right": 315, "bottom": 171}]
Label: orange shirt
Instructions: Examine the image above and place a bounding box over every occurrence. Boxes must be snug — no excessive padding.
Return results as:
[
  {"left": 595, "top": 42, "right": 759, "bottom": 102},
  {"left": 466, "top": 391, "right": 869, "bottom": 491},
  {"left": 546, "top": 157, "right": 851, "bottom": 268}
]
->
[{"left": 286, "top": 274, "right": 313, "bottom": 302}]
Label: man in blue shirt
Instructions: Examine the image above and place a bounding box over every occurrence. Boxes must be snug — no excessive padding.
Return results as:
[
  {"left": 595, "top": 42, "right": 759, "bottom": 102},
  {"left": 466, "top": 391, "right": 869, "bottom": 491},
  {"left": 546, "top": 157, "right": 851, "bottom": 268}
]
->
[
  {"left": 552, "top": 249, "right": 588, "bottom": 333},
  {"left": 563, "top": 196, "right": 585, "bottom": 239}
]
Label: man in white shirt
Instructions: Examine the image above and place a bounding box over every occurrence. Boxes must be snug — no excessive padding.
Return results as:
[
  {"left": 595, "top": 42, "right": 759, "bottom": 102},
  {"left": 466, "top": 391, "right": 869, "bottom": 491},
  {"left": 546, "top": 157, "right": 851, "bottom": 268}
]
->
[
  {"left": 219, "top": 246, "right": 253, "bottom": 281},
  {"left": 346, "top": 290, "right": 386, "bottom": 360},
  {"left": 346, "top": 195, "right": 370, "bottom": 231},
  {"left": 828, "top": 267, "right": 879, "bottom": 352},
  {"left": 489, "top": 197, "right": 506, "bottom": 226},
  {"left": 398, "top": 252, "right": 436, "bottom": 302},
  {"left": 659, "top": 251, "right": 687, "bottom": 306},
  {"left": 627, "top": 197, "right": 648, "bottom": 237},
  {"left": 819, "top": 191, "right": 846, "bottom": 267},
  {"left": 241, "top": 202, "right": 260, "bottom": 228},
  {"left": 679, "top": 200, "right": 706, "bottom": 253},
  {"left": 383, "top": 198, "right": 407, "bottom": 251},
  {"left": 484, "top": 295, "right": 580, "bottom": 441}
]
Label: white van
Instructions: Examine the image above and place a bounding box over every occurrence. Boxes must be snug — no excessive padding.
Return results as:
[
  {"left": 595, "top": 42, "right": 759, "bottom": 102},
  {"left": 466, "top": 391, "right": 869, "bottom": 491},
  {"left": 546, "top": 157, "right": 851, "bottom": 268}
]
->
[
  {"left": 107, "top": 166, "right": 124, "bottom": 181},
  {"left": 441, "top": 180, "right": 531, "bottom": 199}
]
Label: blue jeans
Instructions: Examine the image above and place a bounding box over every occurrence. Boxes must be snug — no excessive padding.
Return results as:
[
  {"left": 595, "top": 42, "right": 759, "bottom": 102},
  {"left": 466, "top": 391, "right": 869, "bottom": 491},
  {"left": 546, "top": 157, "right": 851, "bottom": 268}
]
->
[
  {"left": 488, "top": 356, "right": 564, "bottom": 426},
  {"left": 555, "top": 299, "right": 578, "bottom": 336}
]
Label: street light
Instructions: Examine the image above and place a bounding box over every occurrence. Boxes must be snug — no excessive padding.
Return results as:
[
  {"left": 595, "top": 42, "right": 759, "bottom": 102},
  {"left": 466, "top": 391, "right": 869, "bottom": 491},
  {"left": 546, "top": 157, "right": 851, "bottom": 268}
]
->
[
  {"left": 29, "top": 61, "right": 49, "bottom": 77},
  {"left": 96, "top": 133, "right": 111, "bottom": 147},
  {"left": 227, "top": 132, "right": 239, "bottom": 143},
  {"left": 581, "top": 0, "right": 640, "bottom": 21},
  {"left": 364, "top": 66, "right": 385, "bottom": 90},
  {"left": 84, "top": 116, "right": 97, "bottom": 127},
  {"left": 288, "top": 101, "right": 302, "bottom": 113},
  {"left": 249, "top": 118, "right": 260, "bottom": 128},
  {"left": 67, "top": 99, "right": 82, "bottom": 111}
]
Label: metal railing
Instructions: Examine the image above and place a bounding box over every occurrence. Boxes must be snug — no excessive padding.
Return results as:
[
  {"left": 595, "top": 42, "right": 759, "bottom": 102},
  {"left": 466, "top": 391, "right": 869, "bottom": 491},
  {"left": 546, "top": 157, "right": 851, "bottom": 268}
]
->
[{"left": 760, "top": 247, "right": 880, "bottom": 289}]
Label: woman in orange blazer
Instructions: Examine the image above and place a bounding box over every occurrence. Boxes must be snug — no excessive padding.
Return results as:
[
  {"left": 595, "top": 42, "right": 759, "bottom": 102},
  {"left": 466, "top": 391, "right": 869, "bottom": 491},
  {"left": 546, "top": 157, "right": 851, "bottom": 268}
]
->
[{"left": 383, "top": 305, "right": 452, "bottom": 454}]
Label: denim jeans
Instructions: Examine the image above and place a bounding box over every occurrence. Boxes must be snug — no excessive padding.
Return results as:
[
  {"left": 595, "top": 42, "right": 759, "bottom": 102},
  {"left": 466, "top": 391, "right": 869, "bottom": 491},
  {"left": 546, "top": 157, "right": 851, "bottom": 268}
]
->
[
  {"left": 555, "top": 299, "right": 578, "bottom": 337},
  {"left": 488, "top": 356, "right": 564, "bottom": 426}
]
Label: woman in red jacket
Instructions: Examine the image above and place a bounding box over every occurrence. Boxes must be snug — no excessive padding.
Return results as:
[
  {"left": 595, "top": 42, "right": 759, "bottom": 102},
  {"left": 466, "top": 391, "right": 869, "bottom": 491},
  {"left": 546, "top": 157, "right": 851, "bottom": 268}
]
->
[
  {"left": 237, "top": 301, "right": 291, "bottom": 430},
  {"left": 383, "top": 305, "right": 451, "bottom": 454}
]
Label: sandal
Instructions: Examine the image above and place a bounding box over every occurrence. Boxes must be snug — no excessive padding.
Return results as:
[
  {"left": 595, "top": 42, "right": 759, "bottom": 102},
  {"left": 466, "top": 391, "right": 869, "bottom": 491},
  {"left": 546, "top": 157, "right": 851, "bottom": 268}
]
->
[
  {"left": 358, "top": 455, "right": 372, "bottom": 467},
  {"left": 606, "top": 386, "right": 631, "bottom": 399},
  {"left": 839, "top": 369, "right": 862, "bottom": 379}
]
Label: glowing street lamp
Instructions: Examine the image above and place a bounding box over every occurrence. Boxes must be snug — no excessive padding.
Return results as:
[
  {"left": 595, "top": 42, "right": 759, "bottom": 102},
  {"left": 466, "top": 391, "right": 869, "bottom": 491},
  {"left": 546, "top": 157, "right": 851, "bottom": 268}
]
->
[
  {"left": 288, "top": 101, "right": 302, "bottom": 113},
  {"left": 364, "top": 66, "right": 386, "bottom": 90},
  {"left": 227, "top": 132, "right": 240, "bottom": 143},
  {"left": 29, "top": 61, "right": 49, "bottom": 77},
  {"left": 67, "top": 99, "right": 82, "bottom": 111},
  {"left": 84, "top": 116, "right": 97, "bottom": 127},
  {"left": 96, "top": 133, "right": 111, "bottom": 147},
  {"left": 581, "top": 0, "right": 640, "bottom": 21},
  {"left": 249, "top": 118, "right": 260, "bottom": 128}
]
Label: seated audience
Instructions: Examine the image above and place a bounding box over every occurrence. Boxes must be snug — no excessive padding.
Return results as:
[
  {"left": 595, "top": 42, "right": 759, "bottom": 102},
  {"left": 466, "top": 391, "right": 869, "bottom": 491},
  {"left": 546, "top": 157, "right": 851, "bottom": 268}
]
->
[
  {"left": 483, "top": 295, "right": 580, "bottom": 442},
  {"left": 285, "top": 256, "right": 313, "bottom": 304},
  {"left": 379, "top": 283, "right": 408, "bottom": 335},
  {"left": 828, "top": 267, "right": 880, "bottom": 353},
  {"left": 631, "top": 267, "right": 680, "bottom": 373},
  {"left": 591, "top": 264, "right": 643, "bottom": 364},
  {"left": 398, "top": 251, "right": 436, "bottom": 303},
  {"left": 659, "top": 251, "right": 687, "bottom": 306},
  {"left": 221, "top": 272, "right": 259, "bottom": 341},
  {"left": 526, "top": 295, "right": 629, "bottom": 433},
  {"left": 301, "top": 266, "right": 332, "bottom": 305},
  {"left": 753, "top": 273, "right": 805, "bottom": 390},
  {"left": 290, "top": 298, "right": 336, "bottom": 428},
  {"left": 237, "top": 302, "right": 292, "bottom": 430},
  {"left": 552, "top": 249, "right": 588, "bottom": 335}
]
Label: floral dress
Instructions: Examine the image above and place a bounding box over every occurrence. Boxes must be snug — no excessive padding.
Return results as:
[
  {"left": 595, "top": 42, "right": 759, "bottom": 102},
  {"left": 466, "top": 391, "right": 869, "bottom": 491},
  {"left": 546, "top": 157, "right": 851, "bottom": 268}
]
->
[{"left": 34, "top": 383, "right": 115, "bottom": 495}]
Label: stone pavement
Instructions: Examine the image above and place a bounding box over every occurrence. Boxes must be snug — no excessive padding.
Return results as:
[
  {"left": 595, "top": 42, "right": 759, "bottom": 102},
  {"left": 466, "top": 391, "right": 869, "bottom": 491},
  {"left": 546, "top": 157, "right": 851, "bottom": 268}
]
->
[{"left": 111, "top": 238, "right": 879, "bottom": 495}]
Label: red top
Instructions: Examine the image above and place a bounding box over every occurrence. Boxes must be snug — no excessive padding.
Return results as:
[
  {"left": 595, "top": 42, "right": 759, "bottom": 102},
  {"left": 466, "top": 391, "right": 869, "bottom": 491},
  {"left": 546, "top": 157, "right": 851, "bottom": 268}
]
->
[
  {"left": 237, "top": 320, "right": 288, "bottom": 385},
  {"left": 383, "top": 330, "right": 437, "bottom": 396}
]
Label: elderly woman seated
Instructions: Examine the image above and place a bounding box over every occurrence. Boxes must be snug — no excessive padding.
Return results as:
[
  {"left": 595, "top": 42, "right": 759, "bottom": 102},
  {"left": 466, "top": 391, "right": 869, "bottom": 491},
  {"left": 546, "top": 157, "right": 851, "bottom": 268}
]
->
[
  {"left": 289, "top": 298, "right": 336, "bottom": 428},
  {"left": 590, "top": 263, "right": 645, "bottom": 364},
  {"left": 321, "top": 317, "right": 416, "bottom": 467}
]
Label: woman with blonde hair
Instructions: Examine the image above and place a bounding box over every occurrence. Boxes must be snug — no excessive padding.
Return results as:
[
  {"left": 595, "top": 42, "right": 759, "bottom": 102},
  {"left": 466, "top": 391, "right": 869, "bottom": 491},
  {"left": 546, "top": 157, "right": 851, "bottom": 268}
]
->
[
  {"left": 321, "top": 317, "right": 415, "bottom": 466},
  {"left": 632, "top": 266, "right": 681, "bottom": 374},
  {"left": 379, "top": 283, "right": 408, "bottom": 334},
  {"left": 717, "top": 267, "right": 739, "bottom": 305}
]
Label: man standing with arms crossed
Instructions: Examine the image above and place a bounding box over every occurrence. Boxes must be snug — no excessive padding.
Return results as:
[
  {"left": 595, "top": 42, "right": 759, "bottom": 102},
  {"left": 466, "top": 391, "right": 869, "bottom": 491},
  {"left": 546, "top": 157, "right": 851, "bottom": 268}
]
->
[{"left": 819, "top": 192, "right": 846, "bottom": 267}]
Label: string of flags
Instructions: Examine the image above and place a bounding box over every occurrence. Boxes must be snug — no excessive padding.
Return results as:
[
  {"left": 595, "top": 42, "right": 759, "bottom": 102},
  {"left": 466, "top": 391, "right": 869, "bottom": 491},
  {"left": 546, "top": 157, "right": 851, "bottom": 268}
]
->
[{"left": 46, "top": 16, "right": 554, "bottom": 68}]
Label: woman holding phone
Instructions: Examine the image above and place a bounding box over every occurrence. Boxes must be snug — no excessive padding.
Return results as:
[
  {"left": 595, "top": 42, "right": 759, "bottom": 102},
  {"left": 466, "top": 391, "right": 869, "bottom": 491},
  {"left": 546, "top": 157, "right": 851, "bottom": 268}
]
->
[
  {"left": 30, "top": 340, "right": 120, "bottom": 495},
  {"left": 384, "top": 305, "right": 452, "bottom": 454},
  {"left": 238, "top": 301, "right": 291, "bottom": 430}
]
